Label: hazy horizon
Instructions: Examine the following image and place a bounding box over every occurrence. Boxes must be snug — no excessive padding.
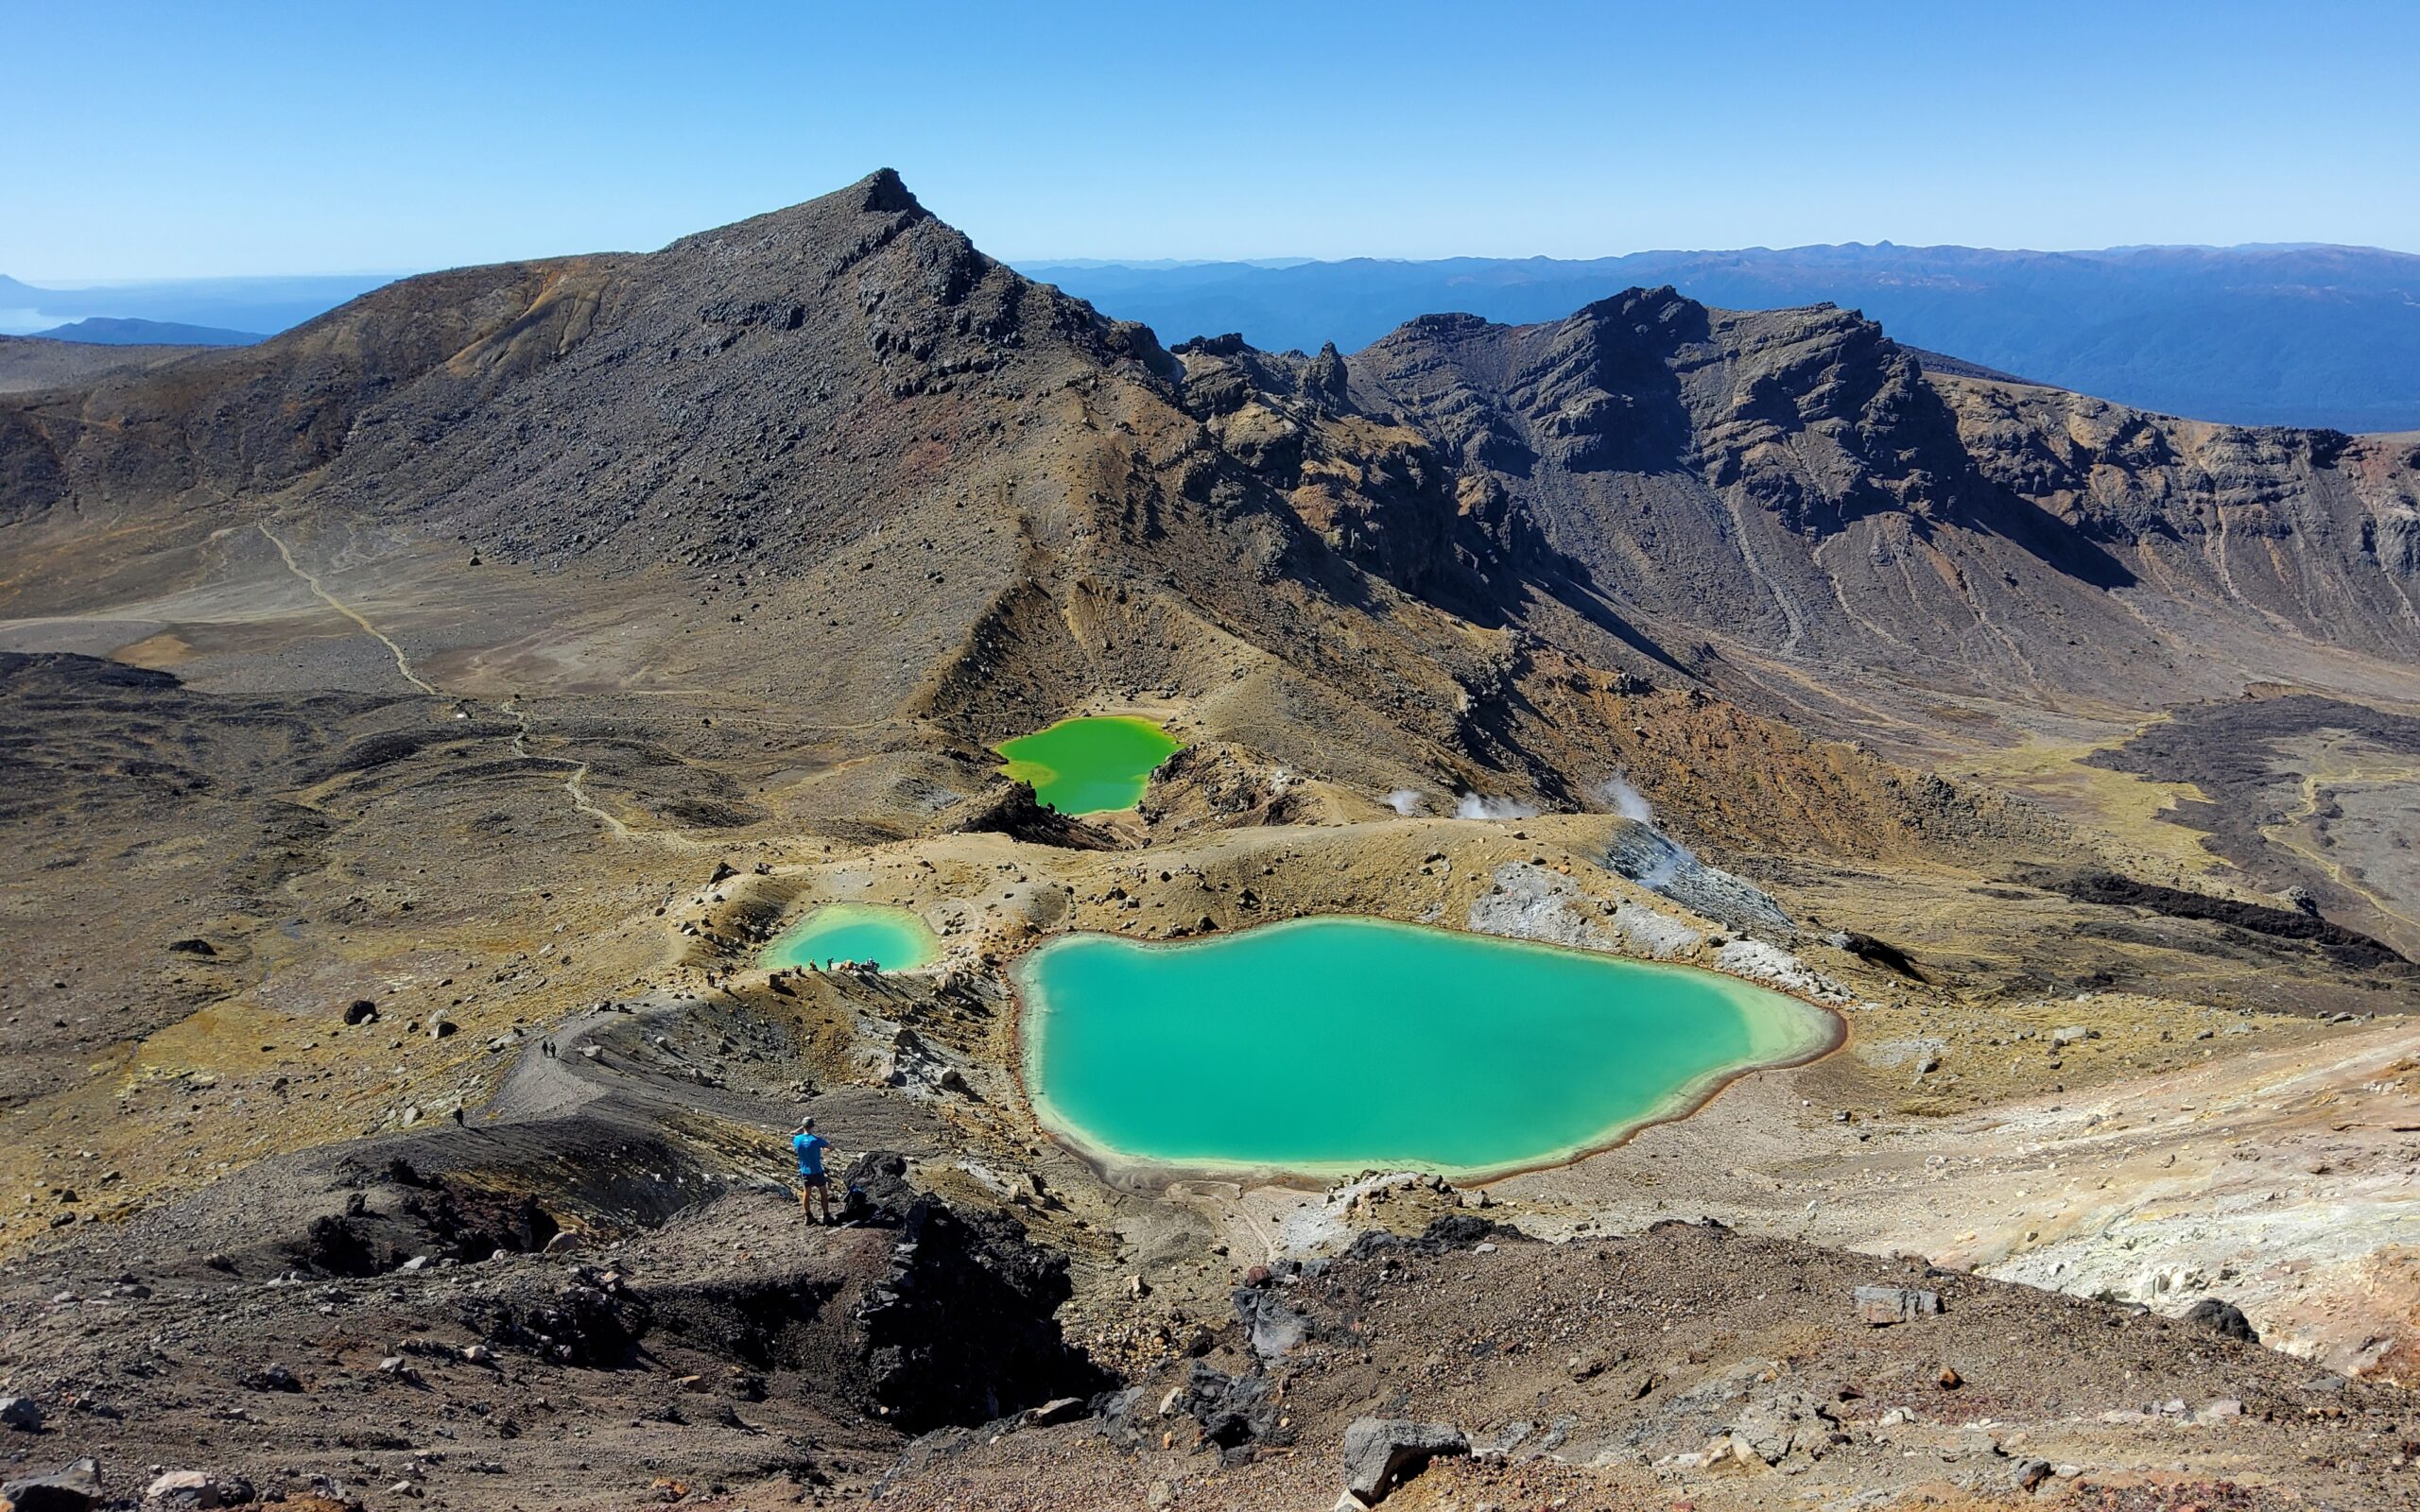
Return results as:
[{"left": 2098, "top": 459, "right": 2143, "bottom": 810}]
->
[
  {"left": 8, "top": 0, "right": 2418, "bottom": 281},
  {"left": 11, "top": 230, "right": 2420, "bottom": 290}
]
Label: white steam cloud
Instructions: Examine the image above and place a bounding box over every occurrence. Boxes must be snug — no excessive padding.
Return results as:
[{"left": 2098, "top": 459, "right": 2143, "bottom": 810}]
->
[
  {"left": 1453, "top": 792, "right": 1540, "bottom": 820},
  {"left": 1600, "top": 771, "right": 1693, "bottom": 889},
  {"left": 1630, "top": 836, "right": 1687, "bottom": 891},
  {"left": 1598, "top": 772, "right": 1653, "bottom": 823},
  {"left": 1383, "top": 788, "right": 1424, "bottom": 816}
]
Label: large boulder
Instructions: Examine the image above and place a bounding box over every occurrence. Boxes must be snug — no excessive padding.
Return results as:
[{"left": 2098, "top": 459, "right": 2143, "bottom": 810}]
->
[
  {"left": 235, "top": 1365, "right": 302, "bottom": 1393},
  {"left": 287, "top": 1163, "right": 559, "bottom": 1277},
  {"left": 845, "top": 1155, "right": 1112, "bottom": 1431},
  {"left": 1341, "top": 1418, "right": 1467, "bottom": 1503},
  {"left": 142, "top": 1470, "right": 252, "bottom": 1508},
  {"left": 2183, "top": 1297, "right": 2260, "bottom": 1343},
  {"left": 0, "top": 1397, "right": 42, "bottom": 1432},
  {"left": 1731, "top": 1389, "right": 1830, "bottom": 1464},
  {"left": 1233, "top": 1280, "right": 1310, "bottom": 1360},
  {"left": 459, "top": 1269, "right": 649, "bottom": 1367},
  {"left": 1854, "top": 1285, "right": 1942, "bottom": 1325},
  {"left": 1, "top": 1459, "right": 101, "bottom": 1512},
  {"left": 1167, "top": 1363, "right": 1292, "bottom": 1465}
]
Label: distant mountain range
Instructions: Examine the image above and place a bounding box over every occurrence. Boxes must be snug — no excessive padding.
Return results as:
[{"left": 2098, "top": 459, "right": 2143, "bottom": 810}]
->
[
  {"left": 10, "top": 239, "right": 2417, "bottom": 431},
  {"left": 0, "top": 272, "right": 395, "bottom": 345},
  {"left": 28, "top": 316, "right": 262, "bottom": 346},
  {"left": 1018, "top": 243, "right": 2420, "bottom": 433}
]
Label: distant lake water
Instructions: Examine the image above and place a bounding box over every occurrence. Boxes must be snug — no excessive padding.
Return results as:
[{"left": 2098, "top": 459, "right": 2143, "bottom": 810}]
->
[
  {"left": 761, "top": 902, "right": 941, "bottom": 972},
  {"left": 995, "top": 715, "right": 1182, "bottom": 814},
  {"left": 1019, "top": 915, "right": 1834, "bottom": 1180}
]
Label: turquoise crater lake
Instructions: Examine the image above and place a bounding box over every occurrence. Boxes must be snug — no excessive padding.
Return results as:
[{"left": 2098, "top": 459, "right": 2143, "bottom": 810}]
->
[
  {"left": 1018, "top": 917, "right": 1835, "bottom": 1180},
  {"left": 761, "top": 903, "right": 942, "bottom": 972},
  {"left": 995, "top": 715, "right": 1183, "bottom": 815}
]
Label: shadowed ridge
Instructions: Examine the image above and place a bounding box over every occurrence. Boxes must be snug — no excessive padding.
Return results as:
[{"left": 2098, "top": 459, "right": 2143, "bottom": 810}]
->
[
  {"left": 857, "top": 164, "right": 922, "bottom": 215},
  {"left": 656, "top": 166, "right": 933, "bottom": 260},
  {"left": 1350, "top": 281, "right": 2173, "bottom": 683}
]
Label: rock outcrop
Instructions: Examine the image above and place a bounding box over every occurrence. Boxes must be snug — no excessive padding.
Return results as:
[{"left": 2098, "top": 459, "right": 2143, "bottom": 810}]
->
[
  {"left": 846, "top": 1166, "right": 1111, "bottom": 1430},
  {"left": 1340, "top": 1418, "right": 1468, "bottom": 1503},
  {"left": 0, "top": 1458, "right": 102, "bottom": 1512}
]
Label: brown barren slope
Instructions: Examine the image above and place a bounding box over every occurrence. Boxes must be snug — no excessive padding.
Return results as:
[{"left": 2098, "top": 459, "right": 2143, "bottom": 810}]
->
[{"left": 1, "top": 172, "right": 2414, "bottom": 1510}]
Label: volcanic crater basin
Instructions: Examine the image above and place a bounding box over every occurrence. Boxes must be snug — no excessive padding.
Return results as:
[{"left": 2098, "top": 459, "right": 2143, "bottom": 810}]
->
[
  {"left": 995, "top": 714, "right": 1183, "bottom": 815},
  {"left": 760, "top": 902, "right": 942, "bottom": 972},
  {"left": 1017, "top": 915, "right": 1838, "bottom": 1182}
]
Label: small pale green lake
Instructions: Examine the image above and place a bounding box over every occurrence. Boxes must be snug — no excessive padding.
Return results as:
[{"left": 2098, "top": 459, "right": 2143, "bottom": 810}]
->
[
  {"left": 996, "top": 715, "right": 1182, "bottom": 815},
  {"left": 762, "top": 903, "right": 942, "bottom": 972},
  {"left": 1018, "top": 916, "right": 1834, "bottom": 1180}
]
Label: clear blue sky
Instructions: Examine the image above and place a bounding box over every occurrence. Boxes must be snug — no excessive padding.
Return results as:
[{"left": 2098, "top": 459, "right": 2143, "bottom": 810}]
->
[{"left": 9, "top": 0, "right": 2418, "bottom": 280}]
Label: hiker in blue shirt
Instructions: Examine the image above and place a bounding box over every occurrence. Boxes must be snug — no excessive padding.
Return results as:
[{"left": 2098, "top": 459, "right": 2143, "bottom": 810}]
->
[{"left": 792, "top": 1115, "right": 836, "bottom": 1225}]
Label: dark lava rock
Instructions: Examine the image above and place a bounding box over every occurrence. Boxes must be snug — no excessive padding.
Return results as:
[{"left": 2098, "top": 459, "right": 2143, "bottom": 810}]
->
[
  {"left": 1837, "top": 930, "right": 1924, "bottom": 979},
  {"left": 1172, "top": 333, "right": 1250, "bottom": 358},
  {"left": 1303, "top": 341, "right": 1349, "bottom": 406},
  {"left": 294, "top": 1214, "right": 379, "bottom": 1277},
  {"left": 2033, "top": 868, "right": 2412, "bottom": 973},
  {"left": 1, "top": 1458, "right": 103, "bottom": 1512},
  {"left": 944, "top": 781, "right": 1120, "bottom": 850},
  {"left": 236, "top": 1365, "right": 302, "bottom": 1393},
  {"left": 2183, "top": 1297, "right": 2260, "bottom": 1344},
  {"left": 637, "top": 1268, "right": 843, "bottom": 1373},
  {"left": 291, "top": 1171, "right": 555, "bottom": 1276},
  {"left": 1343, "top": 1213, "right": 1529, "bottom": 1262},
  {"left": 839, "top": 1150, "right": 918, "bottom": 1220},
  {"left": 342, "top": 999, "right": 377, "bottom": 1025},
  {"left": 1170, "top": 1363, "right": 1292, "bottom": 1465},
  {"left": 849, "top": 1185, "right": 1110, "bottom": 1431},
  {"left": 462, "top": 1274, "right": 650, "bottom": 1367}
]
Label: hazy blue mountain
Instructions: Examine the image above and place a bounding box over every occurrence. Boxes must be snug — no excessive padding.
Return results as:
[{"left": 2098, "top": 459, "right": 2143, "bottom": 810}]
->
[
  {"left": 31, "top": 316, "right": 264, "bottom": 346},
  {"left": 1018, "top": 244, "right": 2420, "bottom": 432},
  {"left": 0, "top": 272, "right": 397, "bottom": 339}
]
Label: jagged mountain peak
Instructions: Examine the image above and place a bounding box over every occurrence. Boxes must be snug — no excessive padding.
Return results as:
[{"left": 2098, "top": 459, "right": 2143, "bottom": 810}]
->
[
  {"left": 0, "top": 169, "right": 1197, "bottom": 553},
  {"left": 659, "top": 166, "right": 934, "bottom": 266},
  {"left": 6, "top": 171, "right": 2418, "bottom": 723},
  {"left": 857, "top": 164, "right": 921, "bottom": 213}
]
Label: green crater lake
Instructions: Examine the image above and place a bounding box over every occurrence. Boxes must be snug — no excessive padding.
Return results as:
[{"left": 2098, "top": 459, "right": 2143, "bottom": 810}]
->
[
  {"left": 1018, "top": 917, "right": 1834, "bottom": 1179},
  {"left": 761, "top": 903, "right": 942, "bottom": 972},
  {"left": 996, "top": 715, "right": 1183, "bottom": 815}
]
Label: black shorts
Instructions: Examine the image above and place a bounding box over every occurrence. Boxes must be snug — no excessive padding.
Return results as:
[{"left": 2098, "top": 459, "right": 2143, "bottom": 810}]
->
[{"left": 798, "top": 1171, "right": 829, "bottom": 1188}]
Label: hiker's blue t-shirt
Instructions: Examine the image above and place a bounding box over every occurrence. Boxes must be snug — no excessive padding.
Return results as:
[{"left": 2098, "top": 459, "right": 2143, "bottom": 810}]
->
[{"left": 793, "top": 1131, "right": 830, "bottom": 1177}]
